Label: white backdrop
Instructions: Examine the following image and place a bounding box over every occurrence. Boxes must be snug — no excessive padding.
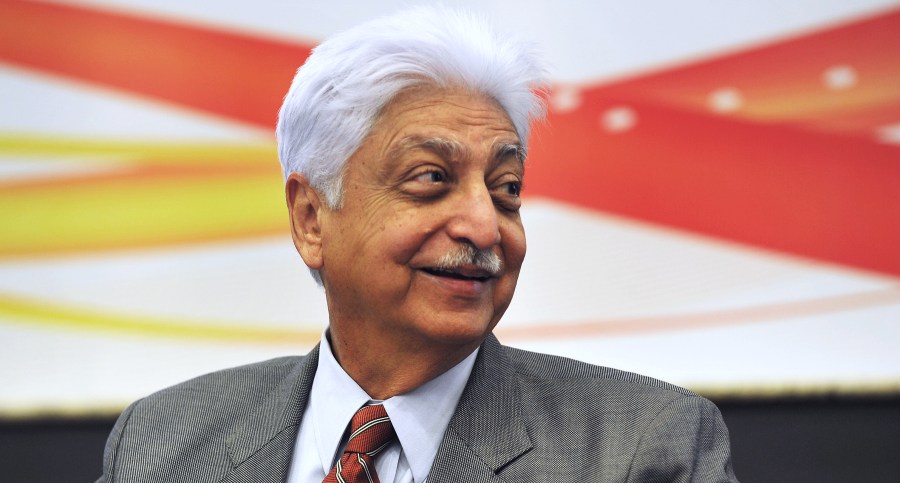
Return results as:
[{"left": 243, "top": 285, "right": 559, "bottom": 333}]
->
[{"left": 1, "top": 0, "right": 898, "bottom": 416}]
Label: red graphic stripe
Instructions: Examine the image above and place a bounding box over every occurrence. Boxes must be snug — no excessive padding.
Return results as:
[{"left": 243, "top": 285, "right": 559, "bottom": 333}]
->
[
  {"left": 528, "top": 98, "right": 900, "bottom": 277},
  {"left": 0, "top": 0, "right": 313, "bottom": 127}
]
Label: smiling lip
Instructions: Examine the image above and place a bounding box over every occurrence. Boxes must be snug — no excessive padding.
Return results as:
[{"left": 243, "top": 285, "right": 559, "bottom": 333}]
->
[
  {"left": 421, "top": 265, "right": 495, "bottom": 282},
  {"left": 419, "top": 265, "right": 496, "bottom": 297}
]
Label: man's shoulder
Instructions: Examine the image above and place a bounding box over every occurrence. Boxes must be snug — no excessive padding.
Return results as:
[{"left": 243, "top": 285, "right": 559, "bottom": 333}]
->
[
  {"left": 502, "top": 343, "right": 697, "bottom": 400},
  {"left": 467, "top": 342, "right": 737, "bottom": 482},
  {"left": 100, "top": 354, "right": 315, "bottom": 481},
  {"left": 118, "top": 354, "right": 312, "bottom": 441},
  {"left": 497, "top": 343, "right": 727, "bottom": 455},
  {"left": 138, "top": 354, "right": 308, "bottom": 413}
]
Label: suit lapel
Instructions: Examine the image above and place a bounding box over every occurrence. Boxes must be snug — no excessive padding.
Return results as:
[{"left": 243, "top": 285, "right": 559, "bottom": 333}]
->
[
  {"left": 428, "top": 335, "right": 531, "bottom": 483},
  {"left": 219, "top": 345, "right": 320, "bottom": 483}
]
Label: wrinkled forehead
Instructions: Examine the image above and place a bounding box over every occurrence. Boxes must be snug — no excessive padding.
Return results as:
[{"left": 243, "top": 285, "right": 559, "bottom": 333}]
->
[{"left": 366, "top": 85, "right": 524, "bottom": 160}]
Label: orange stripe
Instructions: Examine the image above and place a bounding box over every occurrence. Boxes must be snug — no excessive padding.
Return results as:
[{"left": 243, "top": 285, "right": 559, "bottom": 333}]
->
[
  {"left": 3, "top": 287, "right": 896, "bottom": 344},
  {"left": 0, "top": 0, "right": 314, "bottom": 127},
  {"left": 496, "top": 288, "right": 900, "bottom": 340},
  {"left": 0, "top": 159, "right": 276, "bottom": 192}
]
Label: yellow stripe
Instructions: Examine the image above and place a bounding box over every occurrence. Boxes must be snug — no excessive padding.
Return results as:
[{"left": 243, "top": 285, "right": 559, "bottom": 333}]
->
[
  {"left": 0, "top": 293, "right": 321, "bottom": 344},
  {"left": 0, "top": 172, "right": 286, "bottom": 256},
  {"left": 0, "top": 135, "right": 289, "bottom": 257},
  {"left": 0, "top": 135, "right": 276, "bottom": 167}
]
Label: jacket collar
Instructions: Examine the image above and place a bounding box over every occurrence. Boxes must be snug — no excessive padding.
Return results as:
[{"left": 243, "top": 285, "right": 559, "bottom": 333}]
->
[
  {"left": 428, "top": 334, "right": 532, "bottom": 482},
  {"left": 220, "top": 345, "right": 320, "bottom": 483}
]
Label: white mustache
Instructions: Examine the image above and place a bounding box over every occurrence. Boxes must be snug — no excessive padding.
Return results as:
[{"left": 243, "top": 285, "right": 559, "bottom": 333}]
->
[{"left": 435, "top": 244, "right": 502, "bottom": 275}]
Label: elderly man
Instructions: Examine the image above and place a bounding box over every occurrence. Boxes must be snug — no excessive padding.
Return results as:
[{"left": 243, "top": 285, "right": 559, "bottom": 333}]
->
[{"left": 99, "top": 6, "right": 738, "bottom": 483}]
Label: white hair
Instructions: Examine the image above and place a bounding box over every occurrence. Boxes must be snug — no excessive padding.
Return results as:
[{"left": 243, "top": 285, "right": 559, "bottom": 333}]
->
[{"left": 276, "top": 5, "right": 548, "bottom": 207}]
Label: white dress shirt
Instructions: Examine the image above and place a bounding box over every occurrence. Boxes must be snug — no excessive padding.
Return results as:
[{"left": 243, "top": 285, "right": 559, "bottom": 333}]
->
[{"left": 287, "top": 330, "right": 479, "bottom": 483}]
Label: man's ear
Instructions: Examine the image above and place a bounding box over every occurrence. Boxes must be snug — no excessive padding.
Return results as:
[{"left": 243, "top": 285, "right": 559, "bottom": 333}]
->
[{"left": 285, "top": 172, "right": 325, "bottom": 271}]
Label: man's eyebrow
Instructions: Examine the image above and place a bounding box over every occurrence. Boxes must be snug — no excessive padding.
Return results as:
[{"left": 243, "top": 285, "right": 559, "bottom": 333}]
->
[
  {"left": 496, "top": 142, "right": 526, "bottom": 164},
  {"left": 421, "top": 137, "right": 468, "bottom": 161},
  {"left": 384, "top": 135, "right": 525, "bottom": 169},
  {"left": 386, "top": 136, "right": 468, "bottom": 165}
]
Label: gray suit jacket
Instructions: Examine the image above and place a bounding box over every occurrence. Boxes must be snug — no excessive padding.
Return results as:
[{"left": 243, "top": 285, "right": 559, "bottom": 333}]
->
[{"left": 99, "top": 334, "right": 738, "bottom": 482}]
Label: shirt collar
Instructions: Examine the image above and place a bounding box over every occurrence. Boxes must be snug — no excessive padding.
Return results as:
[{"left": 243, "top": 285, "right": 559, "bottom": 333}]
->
[
  {"left": 310, "top": 331, "right": 372, "bottom": 474},
  {"left": 310, "top": 329, "right": 479, "bottom": 483}
]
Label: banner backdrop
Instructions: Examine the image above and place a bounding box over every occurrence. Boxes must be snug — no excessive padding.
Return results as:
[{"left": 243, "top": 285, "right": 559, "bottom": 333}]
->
[{"left": 1, "top": 0, "right": 899, "bottom": 416}]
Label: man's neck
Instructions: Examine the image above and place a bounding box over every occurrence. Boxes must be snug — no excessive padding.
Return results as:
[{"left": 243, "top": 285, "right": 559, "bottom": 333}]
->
[{"left": 326, "top": 328, "right": 483, "bottom": 400}]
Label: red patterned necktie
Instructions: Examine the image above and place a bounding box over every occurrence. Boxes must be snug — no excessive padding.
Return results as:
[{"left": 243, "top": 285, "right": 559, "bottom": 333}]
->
[{"left": 323, "top": 404, "right": 396, "bottom": 483}]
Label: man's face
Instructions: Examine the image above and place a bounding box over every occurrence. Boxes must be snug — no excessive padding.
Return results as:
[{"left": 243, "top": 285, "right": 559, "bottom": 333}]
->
[{"left": 313, "top": 86, "right": 526, "bottom": 353}]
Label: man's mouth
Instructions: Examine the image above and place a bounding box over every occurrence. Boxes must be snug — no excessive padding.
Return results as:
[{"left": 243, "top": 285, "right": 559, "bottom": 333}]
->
[{"left": 422, "top": 267, "right": 492, "bottom": 282}]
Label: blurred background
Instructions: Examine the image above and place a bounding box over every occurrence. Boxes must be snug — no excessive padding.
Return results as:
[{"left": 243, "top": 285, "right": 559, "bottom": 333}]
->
[{"left": 1, "top": 0, "right": 899, "bottom": 481}]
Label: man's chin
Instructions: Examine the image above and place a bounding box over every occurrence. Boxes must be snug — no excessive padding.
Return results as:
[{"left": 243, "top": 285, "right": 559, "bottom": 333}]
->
[{"left": 415, "top": 314, "right": 500, "bottom": 348}]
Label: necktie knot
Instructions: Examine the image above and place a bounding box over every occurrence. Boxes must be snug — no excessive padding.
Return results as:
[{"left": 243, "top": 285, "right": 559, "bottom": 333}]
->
[
  {"left": 345, "top": 404, "right": 395, "bottom": 455},
  {"left": 322, "top": 404, "right": 396, "bottom": 483}
]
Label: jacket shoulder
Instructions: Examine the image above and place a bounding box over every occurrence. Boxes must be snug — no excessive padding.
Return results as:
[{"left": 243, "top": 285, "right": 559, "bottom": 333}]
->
[
  {"left": 504, "top": 344, "right": 696, "bottom": 397},
  {"left": 128, "top": 355, "right": 309, "bottom": 444},
  {"left": 142, "top": 355, "right": 305, "bottom": 409},
  {"left": 100, "top": 354, "right": 311, "bottom": 482},
  {"left": 495, "top": 344, "right": 737, "bottom": 481}
]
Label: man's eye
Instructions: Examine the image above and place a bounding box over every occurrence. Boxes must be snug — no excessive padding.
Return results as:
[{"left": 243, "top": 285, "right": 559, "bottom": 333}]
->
[
  {"left": 502, "top": 181, "right": 521, "bottom": 196},
  {"left": 413, "top": 171, "right": 445, "bottom": 183}
]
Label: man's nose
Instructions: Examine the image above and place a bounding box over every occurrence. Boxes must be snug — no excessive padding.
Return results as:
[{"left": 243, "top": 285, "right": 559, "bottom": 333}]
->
[{"left": 446, "top": 184, "right": 501, "bottom": 250}]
